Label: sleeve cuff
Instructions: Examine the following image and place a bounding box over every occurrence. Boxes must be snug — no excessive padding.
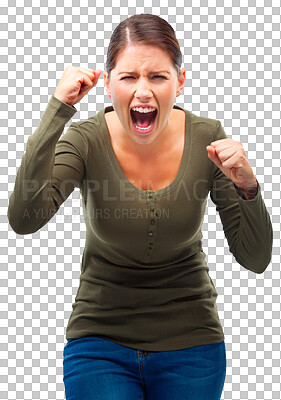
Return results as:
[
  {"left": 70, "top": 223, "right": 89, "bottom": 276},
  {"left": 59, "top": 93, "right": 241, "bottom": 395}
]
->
[
  {"left": 233, "top": 180, "right": 261, "bottom": 202},
  {"left": 233, "top": 183, "right": 247, "bottom": 199},
  {"left": 48, "top": 95, "right": 78, "bottom": 117}
]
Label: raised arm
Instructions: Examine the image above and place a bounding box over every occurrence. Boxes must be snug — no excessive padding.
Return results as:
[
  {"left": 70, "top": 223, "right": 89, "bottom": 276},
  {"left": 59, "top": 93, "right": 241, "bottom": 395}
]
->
[
  {"left": 7, "top": 66, "right": 102, "bottom": 235},
  {"left": 208, "top": 121, "right": 273, "bottom": 274},
  {"left": 7, "top": 96, "right": 82, "bottom": 234}
]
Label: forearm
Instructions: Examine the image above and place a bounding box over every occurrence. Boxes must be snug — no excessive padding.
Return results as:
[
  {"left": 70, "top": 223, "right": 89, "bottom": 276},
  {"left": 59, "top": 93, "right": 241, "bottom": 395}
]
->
[
  {"left": 234, "top": 182, "right": 273, "bottom": 274},
  {"left": 7, "top": 96, "right": 77, "bottom": 234},
  {"left": 211, "top": 172, "right": 273, "bottom": 274}
]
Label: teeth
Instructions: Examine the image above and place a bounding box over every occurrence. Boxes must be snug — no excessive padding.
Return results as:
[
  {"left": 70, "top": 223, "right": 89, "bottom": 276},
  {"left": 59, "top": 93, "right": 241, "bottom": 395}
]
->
[
  {"left": 132, "top": 107, "right": 156, "bottom": 113},
  {"left": 135, "top": 123, "right": 153, "bottom": 130}
]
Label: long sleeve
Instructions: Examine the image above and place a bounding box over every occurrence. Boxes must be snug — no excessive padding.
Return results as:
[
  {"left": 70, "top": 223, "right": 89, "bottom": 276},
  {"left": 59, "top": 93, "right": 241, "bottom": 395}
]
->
[
  {"left": 209, "top": 121, "right": 273, "bottom": 274},
  {"left": 7, "top": 95, "right": 87, "bottom": 235}
]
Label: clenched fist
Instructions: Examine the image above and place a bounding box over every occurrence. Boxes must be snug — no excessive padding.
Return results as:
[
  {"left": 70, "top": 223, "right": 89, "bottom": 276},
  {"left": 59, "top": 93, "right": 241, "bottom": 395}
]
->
[
  {"left": 53, "top": 66, "right": 102, "bottom": 107},
  {"left": 206, "top": 138, "right": 258, "bottom": 192}
]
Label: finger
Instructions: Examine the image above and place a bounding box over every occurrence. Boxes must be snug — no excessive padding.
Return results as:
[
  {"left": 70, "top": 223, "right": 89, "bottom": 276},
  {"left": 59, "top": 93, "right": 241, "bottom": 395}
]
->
[
  {"left": 206, "top": 146, "right": 223, "bottom": 169},
  {"left": 79, "top": 68, "right": 101, "bottom": 84},
  {"left": 78, "top": 74, "right": 95, "bottom": 92},
  {"left": 210, "top": 144, "right": 241, "bottom": 164},
  {"left": 79, "top": 67, "right": 98, "bottom": 75},
  {"left": 210, "top": 138, "right": 229, "bottom": 147},
  {"left": 80, "top": 76, "right": 93, "bottom": 89},
  {"left": 220, "top": 152, "right": 244, "bottom": 169},
  {"left": 210, "top": 142, "right": 236, "bottom": 155},
  {"left": 84, "top": 70, "right": 102, "bottom": 89},
  {"left": 92, "top": 69, "right": 102, "bottom": 85},
  {"left": 84, "top": 69, "right": 102, "bottom": 86},
  {"left": 216, "top": 146, "right": 237, "bottom": 163}
]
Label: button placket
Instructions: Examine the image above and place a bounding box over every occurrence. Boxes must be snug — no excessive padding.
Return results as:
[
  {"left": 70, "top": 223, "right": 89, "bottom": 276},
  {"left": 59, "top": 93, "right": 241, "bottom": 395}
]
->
[{"left": 144, "top": 191, "right": 157, "bottom": 260}]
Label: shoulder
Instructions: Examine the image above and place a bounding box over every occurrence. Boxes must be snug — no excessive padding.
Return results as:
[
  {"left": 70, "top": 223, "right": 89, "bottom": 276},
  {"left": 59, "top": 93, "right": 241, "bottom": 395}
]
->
[
  {"left": 57, "top": 107, "right": 110, "bottom": 161},
  {"left": 180, "top": 107, "right": 227, "bottom": 141},
  {"left": 188, "top": 110, "right": 220, "bottom": 131},
  {"left": 63, "top": 106, "right": 110, "bottom": 144}
]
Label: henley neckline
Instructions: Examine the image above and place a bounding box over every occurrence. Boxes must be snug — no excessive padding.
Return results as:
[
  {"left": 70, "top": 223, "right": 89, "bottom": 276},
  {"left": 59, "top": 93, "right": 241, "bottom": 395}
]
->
[{"left": 98, "top": 104, "right": 192, "bottom": 197}]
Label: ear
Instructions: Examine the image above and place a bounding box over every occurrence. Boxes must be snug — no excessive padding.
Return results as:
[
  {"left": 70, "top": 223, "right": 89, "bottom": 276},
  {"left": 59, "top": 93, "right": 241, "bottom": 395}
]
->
[
  {"left": 176, "top": 67, "right": 186, "bottom": 96},
  {"left": 104, "top": 70, "right": 111, "bottom": 97}
]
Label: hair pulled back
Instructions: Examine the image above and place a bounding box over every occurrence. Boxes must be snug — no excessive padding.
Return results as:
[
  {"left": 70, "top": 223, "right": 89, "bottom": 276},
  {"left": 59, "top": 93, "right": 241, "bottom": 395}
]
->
[{"left": 105, "top": 14, "right": 182, "bottom": 79}]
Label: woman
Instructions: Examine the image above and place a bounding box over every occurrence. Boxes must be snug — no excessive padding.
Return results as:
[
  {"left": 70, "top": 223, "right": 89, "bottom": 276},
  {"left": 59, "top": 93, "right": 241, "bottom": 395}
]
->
[{"left": 7, "top": 14, "right": 273, "bottom": 400}]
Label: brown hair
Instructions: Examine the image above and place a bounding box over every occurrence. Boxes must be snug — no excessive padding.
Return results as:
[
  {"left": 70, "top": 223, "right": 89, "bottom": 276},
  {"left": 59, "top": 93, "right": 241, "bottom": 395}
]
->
[{"left": 105, "top": 14, "right": 182, "bottom": 80}]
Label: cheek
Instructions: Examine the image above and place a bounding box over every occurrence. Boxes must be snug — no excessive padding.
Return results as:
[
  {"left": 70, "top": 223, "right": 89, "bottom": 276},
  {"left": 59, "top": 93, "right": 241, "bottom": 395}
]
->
[
  {"left": 159, "top": 84, "right": 176, "bottom": 96},
  {"left": 115, "top": 86, "right": 132, "bottom": 102},
  {"left": 112, "top": 88, "right": 129, "bottom": 108}
]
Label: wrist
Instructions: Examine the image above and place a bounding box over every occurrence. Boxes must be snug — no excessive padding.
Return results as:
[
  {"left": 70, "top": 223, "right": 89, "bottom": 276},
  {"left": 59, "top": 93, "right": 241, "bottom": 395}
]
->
[
  {"left": 53, "top": 94, "right": 74, "bottom": 107},
  {"left": 234, "top": 179, "right": 258, "bottom": 200}
]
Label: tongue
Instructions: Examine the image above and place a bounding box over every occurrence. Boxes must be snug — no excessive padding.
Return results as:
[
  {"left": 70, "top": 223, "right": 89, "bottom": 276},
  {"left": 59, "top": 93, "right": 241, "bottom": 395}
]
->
[{"left": 131, "top": 110, "right": 156, "bottom": 128}]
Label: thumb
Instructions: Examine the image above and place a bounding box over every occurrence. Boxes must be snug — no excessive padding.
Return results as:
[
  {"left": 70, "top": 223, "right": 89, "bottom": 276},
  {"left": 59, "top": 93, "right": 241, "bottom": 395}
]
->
[{"left": 206, "top": 145, "right": 222, "bottom": 169}]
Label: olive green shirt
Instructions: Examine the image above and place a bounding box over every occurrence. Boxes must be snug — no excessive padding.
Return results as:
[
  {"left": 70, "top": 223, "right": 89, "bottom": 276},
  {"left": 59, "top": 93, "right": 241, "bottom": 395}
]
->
[{"left": 7, "top": 95, "right": 273, "bottom": 351}]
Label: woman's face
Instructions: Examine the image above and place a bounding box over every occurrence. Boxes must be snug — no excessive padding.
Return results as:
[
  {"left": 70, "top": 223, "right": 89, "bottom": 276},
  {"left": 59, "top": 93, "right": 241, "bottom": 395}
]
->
[{"left": 104, "top": 44, "right": 186, "bottom": 148}]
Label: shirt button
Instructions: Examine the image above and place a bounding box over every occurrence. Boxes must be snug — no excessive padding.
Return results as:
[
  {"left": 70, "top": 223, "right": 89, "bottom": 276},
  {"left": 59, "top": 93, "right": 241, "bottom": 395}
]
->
[
  {"left": 149, "top": 242, "right": 153, "bottom": 246},
  {"left": 148, "top": 246, "right": 152, "bottom": 250},
  {"left": 147, "top": 192, "right": 153, "bottom": 199},
  {"left": 151, "top": 219, "right": 155, "bottom": 225},
  {"left": 148, "top": 231, "right": 153, "bottom": 237},
  {"left": 146, "top": 252, "right": 151, "bottom": 256},
  {"left": 150, "top": 206, "right": 155, "bottom": 212}
]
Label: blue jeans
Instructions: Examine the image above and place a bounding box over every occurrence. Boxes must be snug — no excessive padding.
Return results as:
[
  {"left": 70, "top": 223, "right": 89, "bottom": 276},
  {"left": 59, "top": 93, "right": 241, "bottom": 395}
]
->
[{"left": 63, "top": 337, "right": 226, "bottom": 400}]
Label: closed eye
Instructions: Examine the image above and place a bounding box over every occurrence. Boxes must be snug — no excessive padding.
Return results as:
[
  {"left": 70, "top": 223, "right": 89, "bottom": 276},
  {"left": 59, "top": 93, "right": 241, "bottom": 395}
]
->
[{"left": 121, "top": 75, "right": 167, "bottom": 80}]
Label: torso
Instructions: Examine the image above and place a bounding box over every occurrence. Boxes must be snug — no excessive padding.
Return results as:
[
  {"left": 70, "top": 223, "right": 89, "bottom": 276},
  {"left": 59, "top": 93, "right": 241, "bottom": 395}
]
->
[{"left": 104, "top": 108, "right": 186, "bottom": 191}]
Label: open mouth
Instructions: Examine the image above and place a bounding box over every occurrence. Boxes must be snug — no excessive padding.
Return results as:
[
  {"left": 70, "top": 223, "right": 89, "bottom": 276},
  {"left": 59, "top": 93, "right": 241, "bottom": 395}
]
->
[{"left": 130, "top": 108, "right": 158, "bottom": 131}]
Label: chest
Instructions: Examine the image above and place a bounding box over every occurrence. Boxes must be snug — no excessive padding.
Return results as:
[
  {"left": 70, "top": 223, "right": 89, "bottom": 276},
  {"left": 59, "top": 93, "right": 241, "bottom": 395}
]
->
[
  {"left": 104, "top": 109, "right": 185, "bottom": 191},
  {"left": 115, "top": 147, "right": 184, "bottom": 191}
]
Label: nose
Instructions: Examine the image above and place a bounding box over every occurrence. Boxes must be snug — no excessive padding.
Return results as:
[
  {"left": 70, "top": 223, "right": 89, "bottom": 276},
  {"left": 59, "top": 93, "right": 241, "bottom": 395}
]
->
[{"left": 134, "top": 78, "right": 153, "bottom": 100}]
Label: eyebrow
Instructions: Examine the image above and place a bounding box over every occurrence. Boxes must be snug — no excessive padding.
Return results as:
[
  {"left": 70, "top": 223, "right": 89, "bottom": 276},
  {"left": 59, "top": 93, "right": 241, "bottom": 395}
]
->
[{"left": 118, "top": 70, "right": 171, "bottom": 75}]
